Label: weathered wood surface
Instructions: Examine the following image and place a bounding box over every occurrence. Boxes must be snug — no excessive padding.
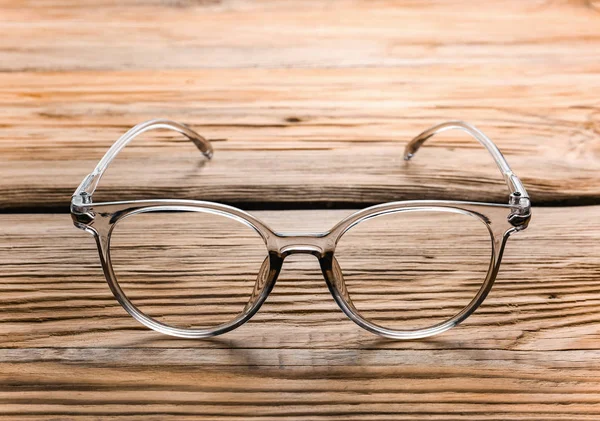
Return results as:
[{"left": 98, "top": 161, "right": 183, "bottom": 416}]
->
[
  {"left": 1, "top": 0, "right": 600, "bottom": 209},
  {"left": 1, "top": 207, "right": 600, "bottom": 419},
  {"left": 1, "top": 0, "right": 600, "bottom": 419},
  {"left": 1, "top": 0, "right": 599, "bottom": 71}
]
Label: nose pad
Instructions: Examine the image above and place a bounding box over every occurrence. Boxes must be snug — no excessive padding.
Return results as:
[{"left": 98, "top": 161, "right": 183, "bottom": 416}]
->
[
  {"left": 243, "top": 257, "right": 271, "bottom": 312},
  {"left": 330, "top": 256, "right": 356, "bottom": 310}
]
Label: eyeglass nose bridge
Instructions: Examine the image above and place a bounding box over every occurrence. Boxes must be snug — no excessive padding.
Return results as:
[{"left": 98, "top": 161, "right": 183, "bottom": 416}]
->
[{"left": 270, "top": 233, "right": 334, "bottom": 258}]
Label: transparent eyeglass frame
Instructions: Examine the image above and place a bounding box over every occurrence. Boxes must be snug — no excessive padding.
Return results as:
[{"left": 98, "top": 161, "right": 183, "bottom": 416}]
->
[{"left": 72, "top": 120, "right": 532, "bottom": 340}]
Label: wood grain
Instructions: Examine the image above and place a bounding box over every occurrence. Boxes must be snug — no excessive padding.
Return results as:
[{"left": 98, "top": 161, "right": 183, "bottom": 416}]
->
[
  {"left": 1, "top": 207, "right": 600, "bottom": 419},
  {"left": 1, "top": 0, "right": 599, "bottom": 71},
  {"left": 0, "top": 0, "right": 599, "bottom": 209},
  {"left": 1, "top": 0, "right": 599, "bottom": 419},
  {"left": 1, "top": 69, "right": 600, "bottom": 209}
]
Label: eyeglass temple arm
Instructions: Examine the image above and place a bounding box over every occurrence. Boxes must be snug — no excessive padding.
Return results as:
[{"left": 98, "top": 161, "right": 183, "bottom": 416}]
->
[
  {"left": 73, "top": 119, "right": 213, "bottom": 203},
  {"left": 404, "top": 121, "right": 529, "bottom": 201}
]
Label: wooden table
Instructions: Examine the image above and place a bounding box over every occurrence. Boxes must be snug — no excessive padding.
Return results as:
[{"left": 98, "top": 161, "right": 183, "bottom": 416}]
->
[{"left": 1, "top": 1, "right": 600, "bottom": 419}]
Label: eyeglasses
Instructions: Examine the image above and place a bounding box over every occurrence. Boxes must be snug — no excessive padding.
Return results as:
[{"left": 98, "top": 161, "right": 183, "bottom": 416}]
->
[{"left": 71, "top": 119, "right": 531, "bottom": 340}]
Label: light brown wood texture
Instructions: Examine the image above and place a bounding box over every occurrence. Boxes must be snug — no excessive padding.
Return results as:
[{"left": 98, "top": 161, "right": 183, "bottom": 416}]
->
[
  {"left": 1, "top": 207, "right": 600, "bottom": 419},
  {"left": 1, "top": 0, "right": 600, "bottom": 419},
  {"left": 1, "top": 0, "right": 599, "bottom": 71},
  {"left": 1, "top": 0, "right": 600, "bottom": 209}
]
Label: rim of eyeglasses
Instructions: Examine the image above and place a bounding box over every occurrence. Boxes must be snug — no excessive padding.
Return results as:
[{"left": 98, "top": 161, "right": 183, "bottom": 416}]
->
[{"left": 71, "top": 119, "right": 532, "bottom": 339}]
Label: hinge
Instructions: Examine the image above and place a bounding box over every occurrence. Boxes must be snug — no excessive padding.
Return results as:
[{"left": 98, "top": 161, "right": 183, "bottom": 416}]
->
[
  {"left": 508, "top": 192, "right": 531, "bottom": 230},
  {"left": 70, "top": 194, "right": 95, "bottom": 228}
]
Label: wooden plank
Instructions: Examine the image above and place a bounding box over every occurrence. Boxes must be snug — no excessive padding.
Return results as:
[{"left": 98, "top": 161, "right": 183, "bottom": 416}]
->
[
  {"left": 0, "top": 0, "right": 599, "bottom": 71},
  {"left": 1, "top": 0, "right": 600, "bottom": 209},
  {"left": 1, "top": 1, "right": 599, "bottom": 419},
  {"left": 1, "top": 207, "right": 600, "bottom": 418},
  {"left": 2, "top": 359, "right": 600, "bottom": 420},
  {"left": 1, "top": 68, "right": 600, "bottom": 209}
]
